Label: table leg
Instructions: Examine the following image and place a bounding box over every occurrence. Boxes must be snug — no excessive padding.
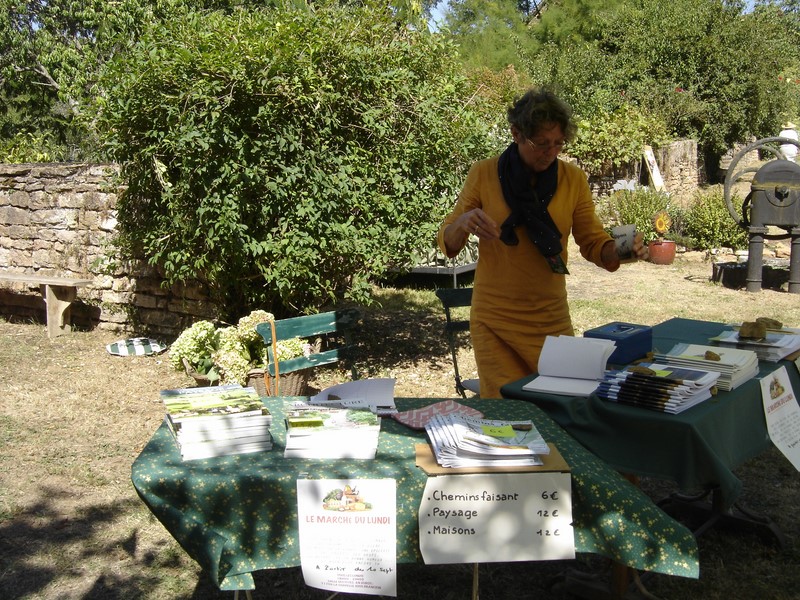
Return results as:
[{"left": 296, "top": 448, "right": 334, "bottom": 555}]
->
[
  {"left": 41, "top": 284, "right": 78, "bottom": 338},
  {"left": 610, "top": 562, "right": 630, "bottom": 599},
  {"left": 556, "top": 563, "right": 644, "bottom": 600},
  {"left": 658, "top": 489, "right": 787, "bottom": 549}
]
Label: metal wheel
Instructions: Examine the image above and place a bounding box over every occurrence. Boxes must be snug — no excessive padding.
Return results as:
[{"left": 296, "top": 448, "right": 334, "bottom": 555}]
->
[{"left": 723, "top": 136, "right": 799, "bottom": 240}]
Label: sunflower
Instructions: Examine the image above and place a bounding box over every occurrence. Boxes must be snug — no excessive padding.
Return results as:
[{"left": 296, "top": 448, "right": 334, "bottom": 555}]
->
[{"left": 652, "top": 210, "right": 672, "bottom": 236}]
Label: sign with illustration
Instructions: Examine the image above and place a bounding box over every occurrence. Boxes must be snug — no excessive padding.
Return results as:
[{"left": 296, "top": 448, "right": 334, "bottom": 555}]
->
[
  {"left": 297, "top": 478, "right": 397, "bottom": 596},
  {"left": 418, "top": 472, "right": 574, "bottom": 564},
  {"left": 761, "top": 366, "right": 800, "bottom": 471}
]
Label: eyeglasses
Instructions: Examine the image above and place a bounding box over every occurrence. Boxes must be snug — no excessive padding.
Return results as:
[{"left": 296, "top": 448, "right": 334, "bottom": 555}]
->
[{"left": 524, "top": 137, "right": 567, "bottom": 153}]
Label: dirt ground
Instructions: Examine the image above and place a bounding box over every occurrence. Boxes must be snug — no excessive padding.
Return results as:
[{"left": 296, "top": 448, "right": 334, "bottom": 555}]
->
[{"left": 1, "top": 240, "right": 800, "bottom": 599}]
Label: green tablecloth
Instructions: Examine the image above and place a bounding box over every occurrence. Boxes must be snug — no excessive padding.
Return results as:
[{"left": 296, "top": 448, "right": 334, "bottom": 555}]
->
[
  {"left": 501, "top": 317, "right": 798, "bottom": 512},
  {"left": 132, "top": 397, "right": 698, "bottom": 591}
]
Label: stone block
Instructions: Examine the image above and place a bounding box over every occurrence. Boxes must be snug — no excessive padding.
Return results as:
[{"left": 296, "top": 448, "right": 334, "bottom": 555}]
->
[{"left": 0, "top": 205, "right": 31, "bottom": 225}]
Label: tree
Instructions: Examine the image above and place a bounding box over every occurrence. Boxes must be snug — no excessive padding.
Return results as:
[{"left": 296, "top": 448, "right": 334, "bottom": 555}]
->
[
  {"left": 95, "top": 3, "right": 498, "bottom": 319},
  {"left": 601, "top": 0, "right": 799, "bottom": 161},
  {"left": 532, "top": 0, "right": 626, "bottom": 45},
  {"left": 517, "top": 0, "right": 800, "bottom": 174},
  {"left": 0, "top": 0, "right": 290, "bottom": 160},
  {"left": 440, "top": 0, "right": 534, "bottom": 71}
]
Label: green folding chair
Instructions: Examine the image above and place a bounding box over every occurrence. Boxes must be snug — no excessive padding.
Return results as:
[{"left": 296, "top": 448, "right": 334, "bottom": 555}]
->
[{"left": 434, "top": 287, "right": 480, "bottom": 398}]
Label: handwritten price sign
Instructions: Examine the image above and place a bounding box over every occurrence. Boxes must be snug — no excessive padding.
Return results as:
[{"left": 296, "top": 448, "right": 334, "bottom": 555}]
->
[{"left": 418, "top": 472, "right": 574, "bottom": 564}]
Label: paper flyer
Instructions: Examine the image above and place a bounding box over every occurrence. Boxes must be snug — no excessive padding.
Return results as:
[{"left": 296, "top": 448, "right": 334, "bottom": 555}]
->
[
  {"left": 297, "top": 478, "right": 397, "bottom": 596},
  {"left": 760, "top": 366, "right": 800, "bottom": 471},
  {"left": 309, "top": 378, "right": 397, "bottom": 415}
]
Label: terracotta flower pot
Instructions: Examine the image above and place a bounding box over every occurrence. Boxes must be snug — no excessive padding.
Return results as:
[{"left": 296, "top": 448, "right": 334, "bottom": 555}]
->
[{"left": 648, "top": 240, "right": 676, "bottom": 265}]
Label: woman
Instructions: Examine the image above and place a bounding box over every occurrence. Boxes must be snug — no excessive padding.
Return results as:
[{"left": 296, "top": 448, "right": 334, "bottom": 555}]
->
[{"left": 438, "top": 88, "right": 647, "bottom": 398}]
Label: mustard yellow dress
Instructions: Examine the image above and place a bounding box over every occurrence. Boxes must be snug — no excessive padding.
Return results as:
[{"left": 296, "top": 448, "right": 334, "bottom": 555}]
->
[{"left": 437, "top": 156, "right": 612, "bottom": 398}]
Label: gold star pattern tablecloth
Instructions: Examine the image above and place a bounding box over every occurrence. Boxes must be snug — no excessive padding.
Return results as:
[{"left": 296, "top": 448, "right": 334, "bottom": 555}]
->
[{"left": 132, "top": 397, "right": 698, "bottom": 590}]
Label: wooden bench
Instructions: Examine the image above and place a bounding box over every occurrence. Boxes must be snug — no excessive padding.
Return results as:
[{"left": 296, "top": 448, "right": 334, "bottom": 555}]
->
[{"left": 0, "top": 273, "right": 93, "bottom": 338}]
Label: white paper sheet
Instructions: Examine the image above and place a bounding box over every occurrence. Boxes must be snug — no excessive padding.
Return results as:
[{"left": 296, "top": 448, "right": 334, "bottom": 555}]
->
[
  {"left": 761, "top": 366, "right": 800, "bottom": 471},
  {"left": 297, "top": 478, "right": 397, "bottom": 596}
]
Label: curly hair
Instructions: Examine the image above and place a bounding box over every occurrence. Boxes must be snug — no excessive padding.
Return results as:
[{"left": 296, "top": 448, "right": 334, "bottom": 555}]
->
[{"left": 507, "top": 88, "right": 577, "bottom": 142}]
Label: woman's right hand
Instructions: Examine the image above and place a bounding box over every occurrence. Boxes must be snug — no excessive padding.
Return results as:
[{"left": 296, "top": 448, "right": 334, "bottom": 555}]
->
[
  {"left": 443, "top": 208, "right": 499, "bottom": 256},
  {"left": 455, "top": 208, "right": 499, "bottom": 241}
]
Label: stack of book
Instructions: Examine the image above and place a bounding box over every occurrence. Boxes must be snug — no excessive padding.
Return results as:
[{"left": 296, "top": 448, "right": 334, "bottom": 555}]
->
[
  {"left": 596, "top": 362, "right": 721, "bottom": 414},
  {"left": 424, "top": 413, "right": 550, "bottom": 468},
  {"left": 652, "top": 343, "right": 759, "bottom": 391},
  {"left": 709, "top": 327, "right": 800, "bottom": 362},
  {"left": 161, "top": 385, "right": 273, "bottom": 461},
  {"left": 283, "top": 402, "right": 382, "bottom": 459}
]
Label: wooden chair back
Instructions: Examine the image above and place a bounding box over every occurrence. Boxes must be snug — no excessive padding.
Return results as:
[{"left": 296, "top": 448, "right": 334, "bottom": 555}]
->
[{"left": 255, "top": 309, "right": 361, "bottom": 380}]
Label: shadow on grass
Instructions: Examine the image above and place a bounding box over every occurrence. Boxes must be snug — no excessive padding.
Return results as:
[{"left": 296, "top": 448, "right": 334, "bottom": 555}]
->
[{"left": 0, "top": 486, "right": 181, "bottom": 599}]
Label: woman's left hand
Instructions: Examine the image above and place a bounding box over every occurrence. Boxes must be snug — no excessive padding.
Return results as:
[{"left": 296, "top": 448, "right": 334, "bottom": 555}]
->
[
  {"left": 632, "top": 232, "right": 649, "bottom": 261},
  {"left": 602, "top": 232, "right": 648, "bottom": 271}
]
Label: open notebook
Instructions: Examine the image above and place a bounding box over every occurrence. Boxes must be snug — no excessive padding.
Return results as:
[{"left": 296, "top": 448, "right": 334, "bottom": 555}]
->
[{"left": 523, "top": 335, "right": 616, "bottom": 397}]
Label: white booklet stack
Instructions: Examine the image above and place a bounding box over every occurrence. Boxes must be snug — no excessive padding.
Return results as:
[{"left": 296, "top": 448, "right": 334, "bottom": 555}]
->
[
  {"left": 709, "top": 328, "right": 800, "bottom": 363},
  {"left": 283, "top": 402, "right": 381, "bottom": 459},
  {"left": 522, "top": 335, "right": 616, "bottom": 397},
  {"left": 424, "top": 413, "right": 550, "bottom": 468},
  {"left": 652, "top": 343, "right": 759, "bottom": 391},
  {"left": 161, "top": 384, "right": 273, "bottom": 461},
  {"left": 596, "top": 362, "right": 721, "bottom": 414}
]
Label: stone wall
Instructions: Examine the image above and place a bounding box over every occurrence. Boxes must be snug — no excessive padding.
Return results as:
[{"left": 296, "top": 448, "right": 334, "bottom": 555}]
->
[
  {"left": 652, "top": 139, "right": 701, "bottom": 205},
  {"left": 0, "top": 163, "right": 214, "bottom": 338},
  {"left": 588, "top": 139, "right": 703, "bottom": 204}
]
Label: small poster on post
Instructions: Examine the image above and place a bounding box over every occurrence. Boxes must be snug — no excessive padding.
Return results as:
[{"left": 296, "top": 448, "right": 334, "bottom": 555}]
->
[
  {"left": 297, "top": 478, "right": 397, "bottom": 596},
  {"left": 761, "top": 366, "right": 800, "bottom": 471}
]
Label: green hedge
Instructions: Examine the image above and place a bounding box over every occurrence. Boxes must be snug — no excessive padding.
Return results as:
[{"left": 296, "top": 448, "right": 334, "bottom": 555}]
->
[{"left": 95, "top": 3, "right": 498, "bottom": 319}]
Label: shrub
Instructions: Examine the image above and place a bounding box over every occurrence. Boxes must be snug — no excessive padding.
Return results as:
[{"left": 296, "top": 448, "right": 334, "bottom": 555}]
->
[
  {"left": 0, "top": 132, "right": 59, "bottom": 163},
  {"left": 684, "top": 187, "right": 749, "bottom": 251},
  {"left": 95, "top": 4, "right": 496, "bottom": 320},
  {"left": 597, "top": 185, "right": 674, "bottom": 243},
  {"left": 570, "top": 104, "right": 671, "bottom": 175}
]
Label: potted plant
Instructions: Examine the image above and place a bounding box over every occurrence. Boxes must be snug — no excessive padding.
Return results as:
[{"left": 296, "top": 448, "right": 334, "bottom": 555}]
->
[
  {"left": 648, "top": 210, "right": 677, "bottom": 265},
  {"left": 169, "top": 310, "right": 313, "bottom": 393}
]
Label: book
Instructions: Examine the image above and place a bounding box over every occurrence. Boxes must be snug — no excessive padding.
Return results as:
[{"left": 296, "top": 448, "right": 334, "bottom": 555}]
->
[
  {"left": 164, "top": 418, "right": 273, "bottom": 461},
  {"left": 652, "top": 343, "right": 759, "bottom": 391},
  {"left": 424, "top": 413, "right": 549, "bottom": 468},
  {"left": 161, "top": 385, "right": 272, "bottom": 433},
  {"left": 160, "top": 384, "right": 273, "bottom": 460},
  {"left": 308, "top": 378, "right": 397, "bottom": 415},
  {"left": 522, "top": 335, "right": 616, "bottom": 397},
  {"left": 595, "top": 362, "right": 720, "bottom": 414},
  {"left": 709, "top": 328, "right": 800, "bottom": 362},
  {"left": 283, "top": 402, "right": 382, "bottom": 459}
]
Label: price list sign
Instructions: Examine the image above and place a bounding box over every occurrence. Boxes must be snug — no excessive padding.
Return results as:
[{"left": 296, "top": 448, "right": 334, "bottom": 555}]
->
[{"left": 418, "top": 472, "right": 574, "bottom": 564}]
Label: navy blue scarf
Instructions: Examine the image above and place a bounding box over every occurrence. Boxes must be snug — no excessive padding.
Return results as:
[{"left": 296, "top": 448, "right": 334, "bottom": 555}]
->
[{"left": 497, "top": 143, "right": 566, "bottom": 272}]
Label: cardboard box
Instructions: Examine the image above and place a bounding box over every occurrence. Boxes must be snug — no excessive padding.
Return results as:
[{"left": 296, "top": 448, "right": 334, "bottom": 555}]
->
[{"left": 584, "top": 321, "right": 652, "bottom": 365}]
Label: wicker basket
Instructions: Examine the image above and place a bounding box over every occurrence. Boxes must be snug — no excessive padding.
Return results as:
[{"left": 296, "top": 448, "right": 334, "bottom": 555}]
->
[
  {"left": 246, "top": 337, "right": 321, "bottom": 397},
  {"left": 246, "top": 367, "right": 311, "bottom": 397}
]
